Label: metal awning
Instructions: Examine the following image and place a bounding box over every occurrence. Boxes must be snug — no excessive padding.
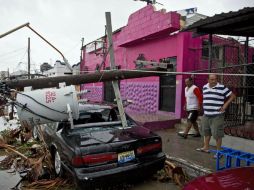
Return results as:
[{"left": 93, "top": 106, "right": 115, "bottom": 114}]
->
[{"left": 184, "top": 7, "right": 254, "bottom": 37}]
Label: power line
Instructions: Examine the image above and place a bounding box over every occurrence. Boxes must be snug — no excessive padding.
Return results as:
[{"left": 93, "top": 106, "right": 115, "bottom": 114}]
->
[
  {"left": 0, "top": 48, "right": 27, "bottom": 72},
  {"left": 78, "top": 67, "right": 254, "bottom": 77},
  {"left": 64, "top": 41, "right": 81, "bottom": 55},
  {"left": 120, "top": 69, "right": 254, "bottom": 77},
  {"left": 14, "top": 50, "right": 28, "bottom": 71},
  {"left": 0, "top": 51, "right": 26, "bottom": 62},
  {"left": 0, "top": 46, "right": 26, "bottom": 58}
]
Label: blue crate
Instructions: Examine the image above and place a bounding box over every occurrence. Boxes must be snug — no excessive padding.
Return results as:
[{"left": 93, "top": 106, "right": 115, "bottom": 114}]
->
[{"left": 211, "top": 146, "right": 254, "bottom": 171}]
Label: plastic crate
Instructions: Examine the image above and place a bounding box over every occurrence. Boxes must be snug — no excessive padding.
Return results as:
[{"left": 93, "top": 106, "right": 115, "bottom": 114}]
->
[{"left": 211, "top": 146, "right": 254, "bottom": 171}]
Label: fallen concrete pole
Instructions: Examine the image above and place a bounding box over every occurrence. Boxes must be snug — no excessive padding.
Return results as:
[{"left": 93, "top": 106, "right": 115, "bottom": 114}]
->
[{"left": 5, "top": 68, "right": 165, "bottom": 89}]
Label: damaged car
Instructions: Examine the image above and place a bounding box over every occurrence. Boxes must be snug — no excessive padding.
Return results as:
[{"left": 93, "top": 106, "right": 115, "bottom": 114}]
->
[{"left": 40, "top": 103, "right": 166, "bottom": 188}]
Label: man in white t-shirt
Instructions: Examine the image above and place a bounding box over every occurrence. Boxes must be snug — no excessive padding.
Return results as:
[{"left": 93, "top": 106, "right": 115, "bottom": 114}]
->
[{"left": 178, "top": 77, "right": 202, "bottom": 139}]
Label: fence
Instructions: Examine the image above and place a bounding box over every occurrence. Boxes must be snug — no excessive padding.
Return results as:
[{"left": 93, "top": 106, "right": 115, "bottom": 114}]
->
[{"left": 191, "top": 41, "right": 254, "bottom": 139}]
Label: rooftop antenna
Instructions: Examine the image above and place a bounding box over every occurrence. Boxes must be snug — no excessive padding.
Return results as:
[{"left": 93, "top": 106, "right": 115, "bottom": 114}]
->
[{"left": 133, "top": 0, "right": 163, "bottom": 5}]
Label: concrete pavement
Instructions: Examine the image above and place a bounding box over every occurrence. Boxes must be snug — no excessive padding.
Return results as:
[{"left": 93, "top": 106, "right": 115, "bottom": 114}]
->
[{"left": 156, "top": 127, "right": 217, "bottom": 172}]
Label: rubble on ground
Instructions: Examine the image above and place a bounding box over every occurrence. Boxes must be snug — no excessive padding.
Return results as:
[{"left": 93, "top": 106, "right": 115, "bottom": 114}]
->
[
  {"left": 155, "top": 160, "right": 188, "bottom": 188},
  {"left": 0, "top": 119, "right": 73, "bottom": 190}
]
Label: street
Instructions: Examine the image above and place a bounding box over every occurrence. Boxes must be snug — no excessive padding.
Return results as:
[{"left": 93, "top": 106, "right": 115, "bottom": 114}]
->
[{"left": 0, "top": 168, "right": 179, "bottom": 190}]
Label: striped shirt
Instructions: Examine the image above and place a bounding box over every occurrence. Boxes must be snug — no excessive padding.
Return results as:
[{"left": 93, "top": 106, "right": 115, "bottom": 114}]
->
[{"left": 203, "top": 83, "right": 232, "bottom": 116}]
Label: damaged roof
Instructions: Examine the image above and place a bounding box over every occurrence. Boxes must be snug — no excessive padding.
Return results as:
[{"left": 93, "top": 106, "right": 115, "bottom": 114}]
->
[{"left": 184, "top": 7, "right": 254, "bottom": 37}]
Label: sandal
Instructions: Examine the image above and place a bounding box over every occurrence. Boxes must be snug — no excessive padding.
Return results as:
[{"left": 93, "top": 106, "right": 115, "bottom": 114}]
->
[{"left": 196, "top": 148, "right": 210, "bottom": 153}]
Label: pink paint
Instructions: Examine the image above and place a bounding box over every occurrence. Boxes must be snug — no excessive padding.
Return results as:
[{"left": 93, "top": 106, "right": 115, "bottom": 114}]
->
[
  {"left": 118, "top": 5, "right": 179, "bottom": 47},
  {"left": 45, "top": 91, "right": 56, "bottom": 103},
  {"left": 81, "top": 5, "right": 254, "bottom": 119}
]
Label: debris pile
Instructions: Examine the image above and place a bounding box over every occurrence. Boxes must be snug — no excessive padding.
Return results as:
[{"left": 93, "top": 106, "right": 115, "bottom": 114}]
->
[
  {"left": 156, "top": 160, "right": 188, "bottom": 188},
  {"left": 0, "top": 125, "right": 73, "bottom": 189},
  {"left": 22, "top": 178, "right": 73, "bottom": 190}
]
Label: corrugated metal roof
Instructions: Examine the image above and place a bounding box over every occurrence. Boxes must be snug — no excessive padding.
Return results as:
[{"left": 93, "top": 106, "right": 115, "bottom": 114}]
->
[{"left": 184, "top": 7, "right": 254, "bottom": 37}]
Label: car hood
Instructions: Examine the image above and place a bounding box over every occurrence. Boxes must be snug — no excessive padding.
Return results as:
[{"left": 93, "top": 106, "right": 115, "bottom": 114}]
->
[
  {"left": 78, "top": 126, "right": 153, "bottom": 147},
  {"left": 183, "top": 166, "right": 254, "bottom": 190}
]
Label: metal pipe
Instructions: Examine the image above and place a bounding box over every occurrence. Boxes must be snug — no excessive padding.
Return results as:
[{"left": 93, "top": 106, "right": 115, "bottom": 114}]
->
[
  {"left": 243, "top": 36, "right": 249, "bottom": 123},
  {"left": 28, "top": 37, "right": 31, "bottom": 79},
  {"left": 0, "top": 23, "right": 29, "bottom": 39},
  {"left": 0, "top": 23, "right": 72, "bottom": 71},
  {"left": 26, "top": 25, "right": 65, "bottom": 60}
]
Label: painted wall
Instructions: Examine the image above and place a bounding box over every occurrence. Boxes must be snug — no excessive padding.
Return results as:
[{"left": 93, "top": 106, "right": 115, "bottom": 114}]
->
[
  {"left": 80, "top": 5, "right": 254, "bottom": 119},
  {"left": 81, "top": 5, "right": 184, "bottom": 118}
]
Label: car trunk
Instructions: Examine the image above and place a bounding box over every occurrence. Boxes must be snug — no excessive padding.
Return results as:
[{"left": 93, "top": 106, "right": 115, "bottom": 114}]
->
[{"left": 71, "top": 126, "right": 162, "bottom": 168}]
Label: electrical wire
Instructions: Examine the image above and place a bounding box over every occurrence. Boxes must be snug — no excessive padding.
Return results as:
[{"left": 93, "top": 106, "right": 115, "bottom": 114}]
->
[
  {"left": 0, "top": 51, "right": 27, "bottom": 63},
  {"left": 14, "top": 51, "right": 28, "bottom": 71},
  {"left": 117, "top": 68, "right": 254, "bottom": 77},
  {"left": 14, "top": 101, "right": 59, "bottom": 122},
  {"left": 0, "top": 47, "right": 26, "bottom": 58},
  {"left": 78, "top": 65, "right": 254, "bottom": 77},
  {"left": 16, "top": 92, "right": 68, "bottom": 114},
  {"left": 64, "top": 41, "right": 81, "bottom": 55}
]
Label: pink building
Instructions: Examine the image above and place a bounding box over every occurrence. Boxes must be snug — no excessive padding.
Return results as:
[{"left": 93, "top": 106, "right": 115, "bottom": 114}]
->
[{"left": 81, "top": 5, "right": 254, "bottom": 123}]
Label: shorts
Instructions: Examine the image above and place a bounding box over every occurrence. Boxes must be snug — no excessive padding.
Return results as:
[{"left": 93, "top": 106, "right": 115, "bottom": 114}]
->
[
  {"left": 187, "top": 110, "right": 198, "bottom": 123},
  {"left": 201, "top": 114, "right": 225, "bottom": 139}
]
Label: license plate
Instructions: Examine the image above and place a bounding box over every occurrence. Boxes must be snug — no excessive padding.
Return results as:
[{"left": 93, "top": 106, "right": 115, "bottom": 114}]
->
[{"left": 118, "top": 150, "right": 135, "bottom": 164}]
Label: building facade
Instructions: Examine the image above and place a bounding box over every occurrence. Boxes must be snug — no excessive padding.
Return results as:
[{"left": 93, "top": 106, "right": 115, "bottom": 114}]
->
[
  {"left": 43, "top": 60, "right": 72, "bottom": 77},
  {"left": 80, "top": 5, "right": 254, "bottom": 119}
]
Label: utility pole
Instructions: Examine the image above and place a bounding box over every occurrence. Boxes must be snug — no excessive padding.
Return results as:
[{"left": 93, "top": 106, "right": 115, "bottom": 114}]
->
[
  {"left": 105, "top": 12, "right": 128, "bottom": 128},
  {"left": 80, "top": 37, "right": 84, "bottom": 63},
  {"left": 28, "top": 37, "right": 31, "bottom": 79},
  {"left": 5, "top": 68, "right": 163, "bottom": 89}
]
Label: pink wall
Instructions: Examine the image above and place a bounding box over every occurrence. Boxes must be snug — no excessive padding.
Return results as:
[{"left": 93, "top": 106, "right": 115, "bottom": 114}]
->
[
  {"left": 117, "top": 5, "right": 179, "bottom": 47},
  {"left": 81, "top": 5, "right": 254, "bottom": 119},
  {"left": 81, "top": 5, "right": 183, "bottom": 117},
  {"left": 81, "top": 5, "right": 196, "bottom": 118}
]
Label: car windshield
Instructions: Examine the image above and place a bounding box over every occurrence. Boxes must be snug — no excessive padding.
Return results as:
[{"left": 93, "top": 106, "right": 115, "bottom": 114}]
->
[{"left": 62, "top": 106, "right": 136, "bottom": 135}]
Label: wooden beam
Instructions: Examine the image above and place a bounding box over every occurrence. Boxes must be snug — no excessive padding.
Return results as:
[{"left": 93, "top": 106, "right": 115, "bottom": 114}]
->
[{"left": 105, "top": 12, "right": 128, "bottom": 128}]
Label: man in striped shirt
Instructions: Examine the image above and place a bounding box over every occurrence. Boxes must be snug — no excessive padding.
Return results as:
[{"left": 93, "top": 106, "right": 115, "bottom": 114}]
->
[{"left": 197, "top": 74, "right": 235, "bottom": 157}]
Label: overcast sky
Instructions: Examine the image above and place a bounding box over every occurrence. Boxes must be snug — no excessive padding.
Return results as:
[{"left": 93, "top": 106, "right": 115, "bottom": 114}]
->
[{"left": 0, "top": 0, "right": 253, "bottom": 73}]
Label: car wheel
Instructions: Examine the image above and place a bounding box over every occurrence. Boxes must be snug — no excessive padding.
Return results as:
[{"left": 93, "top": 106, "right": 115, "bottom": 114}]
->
[{"left": 53, "top": 150, "right": 63, "bottom": 176}]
